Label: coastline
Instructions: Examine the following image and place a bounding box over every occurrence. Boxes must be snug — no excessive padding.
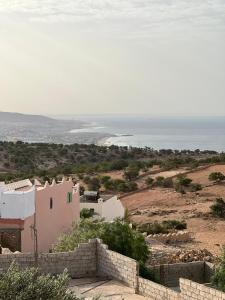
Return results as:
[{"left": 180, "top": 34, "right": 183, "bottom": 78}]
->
[{"left": 96, "top": 136, "right": 114, "bottom": 146}]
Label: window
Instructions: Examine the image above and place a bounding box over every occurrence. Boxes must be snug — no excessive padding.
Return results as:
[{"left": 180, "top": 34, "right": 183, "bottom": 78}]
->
[
  {"left": 67, "top": 192, "right": 72, "bottom": 203},
  {"left": 50, "top": 197, "right": 53, "bottom": 209}
]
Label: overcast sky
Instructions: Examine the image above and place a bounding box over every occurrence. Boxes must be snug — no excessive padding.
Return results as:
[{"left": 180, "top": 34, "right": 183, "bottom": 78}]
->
[{"left": 0, "top": 0, "right": 225, "bottom": 116}]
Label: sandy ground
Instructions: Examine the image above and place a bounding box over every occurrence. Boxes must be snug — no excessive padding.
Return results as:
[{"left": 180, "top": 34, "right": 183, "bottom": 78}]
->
[
  {"left": 188, "top": 164, "right": 225, "bottom": 186},
  {"left": 121, "top": 164, "right": 225, "bottom": 256}
]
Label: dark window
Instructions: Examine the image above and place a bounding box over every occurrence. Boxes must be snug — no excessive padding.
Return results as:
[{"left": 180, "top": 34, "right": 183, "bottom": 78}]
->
[
  {"left": 50, "top": 197, "right": 53, "bottom": 209},
  {"left": 67, "top": 192, "right": 72, "bottom": 203}
]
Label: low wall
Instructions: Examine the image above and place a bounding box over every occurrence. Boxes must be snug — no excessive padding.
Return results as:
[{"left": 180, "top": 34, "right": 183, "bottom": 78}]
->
[
  {"left": 146, "top": 231, "right": 191, "bottom": 244},
  {"left": 139, "top": 276, "right": 180, "bottom": 300},
  {"left": 0, "top": 239, "right": 96, "bottom": 278},
  {"left": 180, "top": 278, "right": 225, "bottom": 300},
  {"left": 150, "top": 261, "right": 206, "bottom": 287},
  {"left": 97, "top": 239, "right": 138, "bottom": 289}
]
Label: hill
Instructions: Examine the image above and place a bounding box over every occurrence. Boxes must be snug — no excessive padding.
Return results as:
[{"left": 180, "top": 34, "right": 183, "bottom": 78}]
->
[
  {"left": 0, "top": 111, "right": 58, "bottom": 123},
  {"left": 0, "top": 111, "right": 110, "bottom": 144}
]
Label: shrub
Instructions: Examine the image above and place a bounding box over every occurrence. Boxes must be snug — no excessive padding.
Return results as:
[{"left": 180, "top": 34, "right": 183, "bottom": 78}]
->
[
  {"left": 155, "top": 176, "right": 165, "bottom": 187},
  {"left": 162, "top": 220, "right": 187, "bottom": 230},
  {"left": 80, "top": 208, "right": 94, "bottom": 219},
  {"left": 145, "top": 177, "right": 154, "bottom": 187},
  {"left": 190, "top": 183, "right": 202, "bottom": 192},
  {"left": 210, "top": 198, "right": 225, "bottom": 218},
  {"left": 138, "top": 220, "right": 187, "bottom": 235},
  {"left": 54, "top": 219, "right": 150, "bottom": 264},
  {"left": 175, "top": 174, "right": 192, "bottom": 187},
  {"left": 209, "top": 172, "right": 225, "bottom": 182},
  {"left": 0, "top": 263, "right": 79, "bottom": 300},
  {"left": 123, "top": 164, "right": 140, "bottom": 181},
  {"left": 211, "top": 247, "right": 225, "bottom": 292}
]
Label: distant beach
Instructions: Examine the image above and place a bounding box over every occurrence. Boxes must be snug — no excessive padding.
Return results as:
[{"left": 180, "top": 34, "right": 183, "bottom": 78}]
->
[{"left": 68, "top": 115, "right": 225, "bottom": 151}]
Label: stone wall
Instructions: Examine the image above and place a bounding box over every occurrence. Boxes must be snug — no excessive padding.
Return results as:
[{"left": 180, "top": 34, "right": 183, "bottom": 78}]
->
[
  {"left": 146, "top": 231, "right": 191, "bottom": 244},
  {"left": 1, "top": 238, "right": 224, "bottom": 300},
  {"left": 180, "top": 278, "right": 225, "bottom": 300},
  {"left": 97, "top": 239, "right": 138, "bottom": 289},
  {"left": 0, "top": 239, "right": 96, "bottom": 278},
  {"left": 150, "top": 261, "right": 206, "bottom": 287},
  {"left": 139, "top": 276, "right": 181, "bottom": 300}
]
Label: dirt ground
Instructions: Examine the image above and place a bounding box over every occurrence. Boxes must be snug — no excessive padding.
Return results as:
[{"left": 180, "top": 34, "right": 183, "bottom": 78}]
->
[{"left": 121, "top": 164, "right": 225, "bottom": 256}]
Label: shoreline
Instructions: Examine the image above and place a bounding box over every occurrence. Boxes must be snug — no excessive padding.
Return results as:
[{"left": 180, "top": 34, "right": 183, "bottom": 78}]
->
[{"left": 95, "top": 136, "right": 114, "bottom": 146}]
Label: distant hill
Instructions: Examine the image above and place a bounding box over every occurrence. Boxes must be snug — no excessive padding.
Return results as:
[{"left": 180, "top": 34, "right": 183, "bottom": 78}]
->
[
  {"left": 0, "top": 111, "right": 111, "bottom": 144},
  {"left": 0, "top": 111, "right": 64, "bottom": 124}
]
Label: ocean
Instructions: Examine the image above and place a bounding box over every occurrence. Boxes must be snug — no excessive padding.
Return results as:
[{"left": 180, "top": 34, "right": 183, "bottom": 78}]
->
[{"left": 67, "top": 115, "right": 225, "bottom": 152}]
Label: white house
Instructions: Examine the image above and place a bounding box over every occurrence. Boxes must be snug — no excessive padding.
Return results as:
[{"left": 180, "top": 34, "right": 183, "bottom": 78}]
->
[{"left": 80, "top": 192, "right": 125, "bottom": 221}]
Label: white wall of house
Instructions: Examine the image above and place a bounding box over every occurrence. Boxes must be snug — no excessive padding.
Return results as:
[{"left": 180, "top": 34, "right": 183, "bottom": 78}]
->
[
  {"left": 0, "top": 187, "right": 35, "bottom": 219},
  {"left": 101, "top": 196, "right": 125, "bottom": 221},
  {"left": 80, "top": 196, "right": 125, "bottom": 221}
]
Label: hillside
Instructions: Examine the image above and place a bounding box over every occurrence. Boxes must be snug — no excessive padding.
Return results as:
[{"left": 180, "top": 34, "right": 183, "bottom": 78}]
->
[
  {"left": 0, "top": 111, "right": 58, "bottom": 123},
  {"left": 0, "top": 140, "right": 222, "bottom": 180},
  {"left": 0, "top": 111, "right": 110, "bottom": 144}
]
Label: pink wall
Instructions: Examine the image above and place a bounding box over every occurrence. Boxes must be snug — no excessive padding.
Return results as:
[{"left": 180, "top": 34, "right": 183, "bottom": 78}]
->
[{"left": 21, "top": 180, "right": 80, "bottom": 253}]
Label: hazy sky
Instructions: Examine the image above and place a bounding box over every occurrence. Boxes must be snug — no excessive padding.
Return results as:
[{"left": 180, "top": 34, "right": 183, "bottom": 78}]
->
[{"left": 0, "top": 0, "right": 225, "bottom": 116}]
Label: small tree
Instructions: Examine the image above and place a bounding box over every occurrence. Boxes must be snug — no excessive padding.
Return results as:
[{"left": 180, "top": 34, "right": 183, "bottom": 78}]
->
[
  {"left": 155, "top": 176, "right": 165, "bottom": 187},
  {"left": 176, "top": 174, "right": 192, "bottom": 187},
  {"left": 145, "top": 177, "right": 154, "bottom": 187},
  {"left": 123, "top": 164, "right": 139, "bottom": 181},
  {"left": 80, "top": 208, "right": 94, "bottom": 219},
  {"left": 210, "top": 198, "right": 225, "bottom": 218},
  {"left": 209, "top": 172, "right": 225, "bottom": 182},
  {"left": 0, "top": 263, "right": 79, "bottom": 300}
]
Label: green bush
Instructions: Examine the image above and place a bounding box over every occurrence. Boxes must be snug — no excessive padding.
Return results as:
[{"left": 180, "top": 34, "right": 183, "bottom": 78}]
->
[
  {"left": 210, "top": 198, "right": 225, "bottom": 218},
  {"left": 138, "top": 220, "right": 187, "bottom": 235},
  {"left": 123, "top": 164, "right": 140, "bottom": 181},
  {"left": 54, "top": 219, "right": 150, "bottom": 264},
  {"left": 145, "top": 177, "right": 154, "bottom": 187},
  {"left": 209, "top": 172, "right": 225, "bottom": 182},
  {"left": 190, "top": 183, "right": 202, "bottom": 192},
  {"left": 211, "top": 247, "right": 225, "bottom": 292},
  {"left": 80, "top": 208, "right": 94, "bottom": 219},
  {"left": 0, "top": 263, "right": 79, "bottom": 300}
]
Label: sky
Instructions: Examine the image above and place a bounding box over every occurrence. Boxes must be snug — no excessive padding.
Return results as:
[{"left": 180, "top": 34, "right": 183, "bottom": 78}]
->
[{"left": 0, "top": 0, "right": 225, "bottom": 116}]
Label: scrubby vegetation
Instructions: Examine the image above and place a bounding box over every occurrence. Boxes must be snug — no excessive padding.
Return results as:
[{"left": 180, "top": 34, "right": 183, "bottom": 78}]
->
[
  {"left": 212, "top": 247, "right": 225, "bottom": 292},
  {"left": 80, "top": 208, "right": 95, "bottom": 219},
  {"left": 209, "top": 172, "right": 225, "bottom": 182},
  {"left": 0, "top": 141, "right": 221, "bottom": 183},
  {"left": 54, "top": 219, "right": 152, "bottom": 279},
  {"left": 0, "top": 263, "right": 79, "bottom": 300},
  {"left": 137, "top": 220, "right": 187, "bottom": 235},
  {"left": 210, "top": 198, "right": 225, "bottom": 218}
]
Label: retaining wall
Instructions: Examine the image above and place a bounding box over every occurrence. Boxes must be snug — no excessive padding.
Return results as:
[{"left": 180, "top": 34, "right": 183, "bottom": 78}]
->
[{"left": 146, "top": 231, "right": 191, "bottom": 244}]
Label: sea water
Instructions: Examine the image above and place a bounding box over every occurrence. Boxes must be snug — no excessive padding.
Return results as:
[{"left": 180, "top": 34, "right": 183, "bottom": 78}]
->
[{"left": 68, "top": 115, "right": 225, "bottom": 152}]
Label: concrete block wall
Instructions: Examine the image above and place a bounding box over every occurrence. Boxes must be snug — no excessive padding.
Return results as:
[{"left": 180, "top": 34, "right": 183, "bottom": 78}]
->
[
  {"left": 180, "top": 278, "right": 225, "bottom": 300},
  {"left": 96, "top": 239, "right": 138, "bottom": 289},
  {"left": 0, "top": 239, "right": 96, "bottom": 278},
  {"left": 139, "top": 276, "right": 181, "bottom": 300},
  {"left": 150, "top": 261, "right": 205, "bottom": 287}
]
